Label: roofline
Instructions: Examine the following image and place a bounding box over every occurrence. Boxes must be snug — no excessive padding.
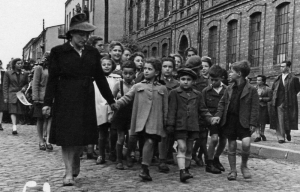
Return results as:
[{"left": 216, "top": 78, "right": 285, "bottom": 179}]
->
[
  {"left": 23, "top": 38, "right": 37, "bottom": 50},
  {"left": 65, "top": 0, "right": 72, "bottom": 6}
]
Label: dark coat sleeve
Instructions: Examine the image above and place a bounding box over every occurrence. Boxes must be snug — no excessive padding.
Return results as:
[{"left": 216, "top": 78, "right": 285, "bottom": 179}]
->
[
  {"left": 94, "top": 51, "right": 115, "bottom": 105},
  {"left": 3, "top": 72, "right": 9, "bottom": 100},
  {"left": 215, "top": 88, "right": 227, "bottom": 118},
  {"left": 261, "top": 87, "right": 272, "bottom": 103},
  {"left": 167, "top": 89, "right": 178, "bottom": 127},
  {"left": 44, "top": 48, "right": 61, "bottom": 107},
  {"left": 197, "top": 92, "right": 213, "bottom": 124},
  {"left": 293, "top": 76, "right": 300, "bottom": 94}
]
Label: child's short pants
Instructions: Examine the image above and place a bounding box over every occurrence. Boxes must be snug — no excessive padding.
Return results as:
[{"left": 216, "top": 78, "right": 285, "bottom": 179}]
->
[{"left": 175, "top": 131, "right": 199, "bottom": 140}]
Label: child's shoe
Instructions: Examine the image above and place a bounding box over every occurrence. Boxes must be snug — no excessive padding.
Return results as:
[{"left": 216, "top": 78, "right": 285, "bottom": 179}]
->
[
  {"left": 96, "top": 156, "right": 106, "bottom": 165},
  {"left": 192, "top": 154, "right": 204, "bottom": 167},
  {"left": 206, "top": 160, "right": 221, "bottom": 174},
  {"left": 116, "top": 163, "right": 124, "bottom": 170},
  {"left": 179, "top": 169, "right": 191, "bottom": 182},
  {"left": 241, "top": 165, "right": 252, "bottom": 179},
  {"left": 158, "top": 160, "right": 170, "bottom": 173},
  {"left": 139, "top": 164, "right": 152, "bottom": 181},
  {"left": 213, "top": 157, "right": 225, "bottom": 172},
  {"left": 185, "top": 167, "right": 193, "bottom": 178},
  {"left": 227, "top": 171, "right": 237, "bottom": 181}
]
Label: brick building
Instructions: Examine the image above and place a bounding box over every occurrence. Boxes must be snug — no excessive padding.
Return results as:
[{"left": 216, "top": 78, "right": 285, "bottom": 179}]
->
[{"left": 124, "top": 0, "right": 300, "bottom": 78}]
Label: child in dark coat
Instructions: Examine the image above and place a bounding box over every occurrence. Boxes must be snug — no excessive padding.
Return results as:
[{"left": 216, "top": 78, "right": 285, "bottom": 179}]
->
[
  {"left": 215, "top": 60, "right": 259, "bottom": 180},
  {"left": 203, "top": 65, "right": 227, "bottom": 174},
  {"left": 167, "top": 68, "right": 218, "bottom": 182}
]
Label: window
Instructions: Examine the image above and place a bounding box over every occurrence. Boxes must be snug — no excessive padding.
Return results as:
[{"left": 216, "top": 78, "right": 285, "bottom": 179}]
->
[
  {"left": 180, "top": 0, "right": 184, "bottom": 8},
  {"left": 154, "top": 0, "right": 159, "bottom": 22},
  {"left": 145, "top": 0, "right": 150, "bottom": 26},
  {"left": 162, "top": 43, "right": 168, "bottom": 57},
  {"left": 274, "top": 3, "right": 290, "bottom": 64},
  {"left": 208, "top": 26, "right": 218, "bottom": 65},
  {"left": 152, "top": 47, "right": 158, "bottom": 57},
  {"left": 249, "top": 12, "right": 262, "bottom": 67},
  {"left": 187, "top": 0, "right": 191, "bottom": 6},
  {"left": 90, "top": 0, "right": 93, "bottom": 12},
  {"left": 66, "top": 15, "right": 68, "bottom": 31},
  {"left": 137, "top": 1, "right": 141, "bottom": 30},
  {"left": 143, "top": 49, "right": 148, "bottom": 58},
  {"left": 164, "top": 0, "right": 169, "bottom": 17},
  {"left": 227, "top": 20, "right": 238, "bottom": 69},
  {"left": 129, "top": 0, "right": 133, "bottom": 33}
]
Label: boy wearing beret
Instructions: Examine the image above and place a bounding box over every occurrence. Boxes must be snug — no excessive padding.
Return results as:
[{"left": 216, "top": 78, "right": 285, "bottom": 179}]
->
[{"left": 166, "top": 68, "right": 218, "bottom": 182}]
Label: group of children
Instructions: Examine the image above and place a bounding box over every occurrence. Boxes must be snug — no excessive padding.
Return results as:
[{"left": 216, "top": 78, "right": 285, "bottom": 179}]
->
[{"left": 91, "top": 40, "right": 259, "bottom": 182}]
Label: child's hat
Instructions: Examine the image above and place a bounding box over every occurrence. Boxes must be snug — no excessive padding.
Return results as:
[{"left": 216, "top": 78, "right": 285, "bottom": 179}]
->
[
  {"left": 177, "top": 68, "right": 197, "bottom": 80},
  {"left": 185, "top": 55, "right": 202, "bottom": 70}
]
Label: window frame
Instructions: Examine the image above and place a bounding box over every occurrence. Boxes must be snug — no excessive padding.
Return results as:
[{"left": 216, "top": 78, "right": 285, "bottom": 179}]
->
[
  {"left": 208, "top": 26, "right": 218, "bottom": 65},
  {"left": 226, "top": 20, "right": 238, "bottom": 69},
  {"left": 248, "top": 12, "right": 262, "bottom": 67}
]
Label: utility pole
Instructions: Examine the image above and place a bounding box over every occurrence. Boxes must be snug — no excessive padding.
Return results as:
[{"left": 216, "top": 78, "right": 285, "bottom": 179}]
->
[{"left": 198, "top": 0, "right": 203, "bottom": 57}]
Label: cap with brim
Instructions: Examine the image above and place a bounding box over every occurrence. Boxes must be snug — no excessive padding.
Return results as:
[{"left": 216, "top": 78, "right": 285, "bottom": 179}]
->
[
  {"left": 177, "top": 68, "right": 198, "bottom": 80},
  {"left": 67, "top": 13, "right": 96, "bottom": 35}
]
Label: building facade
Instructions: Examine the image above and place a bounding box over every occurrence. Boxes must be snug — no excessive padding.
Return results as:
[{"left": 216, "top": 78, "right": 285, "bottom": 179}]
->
[
  {"left": 65, "top": 0, "right": 125, "bottom": 42},
  {"left": 124, "top": 0, "right": 300, "bottom": 78},
  {"left": 23, "top": 25, "right": 64, "bottom": 62}
]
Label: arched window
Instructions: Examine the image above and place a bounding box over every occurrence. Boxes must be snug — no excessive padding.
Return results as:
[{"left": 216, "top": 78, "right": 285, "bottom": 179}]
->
[
  {"left": 249, "top": 12, "right": 262, "bottom": 67},
  {"left": 227, "top": 20, "right": 238, "bottom": 69},
  {"left": 162, "top": 43, "right": 168, "bottom": 57},
  {"left": 180, "top": 0, "right": 185, "bottom": 9},
  {"left": 152, "top": 47, "right": 158, "bottom": 57},
  {"left": 274, "top": 3, "right": 290, "bottom": 64},
  {"left": 208, "top": 26, "right": 218, "bottom": 65},
  {"left": 145, "top": 0, "right": 150, "bottom": 26},
  {"left": 143, "top": 49, "right": 148, "bottom": 58},
  {"left": 154, "top": 0, "right": 160, "bottom": 22},
  {"left": 137, "top": 0, "right": 141, "bottom": 30}
]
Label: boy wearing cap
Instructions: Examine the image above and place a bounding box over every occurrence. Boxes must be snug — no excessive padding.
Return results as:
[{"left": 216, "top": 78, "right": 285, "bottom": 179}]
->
[
  {"left": 166, "top": 68, "right": 218, "bottom": 182},
  {"left": 202, "top": 65, "right": 227, "bottom": 174},
  {"left": 214, "top": 60, "right": 259, "bottom": 181}
]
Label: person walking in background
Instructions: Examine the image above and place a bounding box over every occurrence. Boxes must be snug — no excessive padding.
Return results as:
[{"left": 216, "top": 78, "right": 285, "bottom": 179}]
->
[
  {"left": 0, "top": 60, "right": 8, "bottom": 130},
  {"left": 122, "top": 48, "right": 132, "bottom": 63},
  {"left": 42, "top": 13, "right": 116, "bottom": 186},
  {"left": 271, "top": 61, "right": 300, "bottom": 143},
  {"left": 254, "top": 75, "right": 272, "bottom": 142},
  {"left": 3, "top": 58, "right": 28, "bottom": 135},
  {"left": 32, "top": 52, "right": 52, "bottom": 151}
]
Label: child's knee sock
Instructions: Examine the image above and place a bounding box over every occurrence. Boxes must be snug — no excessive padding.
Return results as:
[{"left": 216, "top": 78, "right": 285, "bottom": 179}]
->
[
  {"left": 241, "top": 150, "right": 250, "bottom": 168},
  {"left": 116, "top": 143, "right": 123, "bottom": 163},
  {"left": 185, "top": 156, "right": 192, "bottom": 168},
  {"left": 228, "top": 151, "right": 237, "bottom": 172},
  {"left": 142, "top": 139, "right": 154, "bottom": 166},
  {"left": 177, "top": 154, "right": 185, "bottom": 170}
]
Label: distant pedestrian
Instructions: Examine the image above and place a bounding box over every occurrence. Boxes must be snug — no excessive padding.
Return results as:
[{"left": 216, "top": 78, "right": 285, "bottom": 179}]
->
[
  {"left": 0, "top": 60, "right": 8, "bottom": 130},
  {"left": 184, "top": 47, "right": 198, "bottom": 61},
  {"left": 122, "top": 47, "right": 132, "bottom": 63},
  {"left": 32, "top": 52, "right": 52, "bottom": 151},
  {"left": 167, "top": 68, "right": 217, "bottom": 182},
  {"left": 215, "top": 60, "right": 259, "bottom": 181},
  {"left": 254, "top": 75, "right": 272, "bottom": 142},
  {"left": 115, "top": 58, "right": 168, "bottom": 181},
  {"left": 270, "top": 61, "right": 300, "bottom": 143},
  {"left": 42, "top": 13, "right": 116, "bottom": 186},
  {"left": 3, "top": 58, "right": 28, "bottom": 135}
]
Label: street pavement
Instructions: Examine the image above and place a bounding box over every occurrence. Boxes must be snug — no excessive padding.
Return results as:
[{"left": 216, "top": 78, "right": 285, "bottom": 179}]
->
[{"left": 1, "top": 124, "right": 300, "bottom": 192}]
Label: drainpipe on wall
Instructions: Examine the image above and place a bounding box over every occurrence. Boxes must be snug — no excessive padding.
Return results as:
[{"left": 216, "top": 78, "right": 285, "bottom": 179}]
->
[
  {"left": 198, "top": 0, "right": 203, "bottom": 56},
  {"left": 104, "top": 0, "right": 109, "bottom": 43}
]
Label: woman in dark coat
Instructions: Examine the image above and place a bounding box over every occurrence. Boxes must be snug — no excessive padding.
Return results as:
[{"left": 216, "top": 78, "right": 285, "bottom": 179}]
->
[
  {"left": 42, "top": 13, "right": 115, "bottom": 186},
  {"left": 3, "top": 58, "right": 28, "bottom": 135},
  {"left": 254, "top": 75, "right": 272, "bottom": 142}
]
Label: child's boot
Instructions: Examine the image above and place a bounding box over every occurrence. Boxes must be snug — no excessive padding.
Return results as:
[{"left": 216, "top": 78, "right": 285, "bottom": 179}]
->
[
  {"left": 126, "top": 138, "right": 136, "bottom": 167},
  {"left": 96, "top": 139, "right": 106, "bottom": 165},
  {"left": 241, "top": 150, "right": 251, "bottom": 179},
  {"left": 185, "top": 156, "right": 193, "bottom": 178},
  {"left": 213, "top": 156, "right": 225, "bottom": 172},
  {"left": 180, "top": 169, "right": 190, "bottom": 182},
  {"left": 227, "top": 151, "right": 237, "bottom": 181},
  {"left": 139, "top": 164, "right": 152, "bottom": 181},
  {"left": 158, "top": 159, "right": 170, "bottom": 173},
  {"left": 116, "top": 144, "right": 124, "bottom": 170},
  {"left": 206, "top": 160, "right": 221, "bottom": 174}
]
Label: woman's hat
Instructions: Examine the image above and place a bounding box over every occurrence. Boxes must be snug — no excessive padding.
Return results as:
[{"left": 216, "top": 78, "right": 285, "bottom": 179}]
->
[
  {"left": 67, "top": 13, "right": 96, "bottom": 34},
  {"left": 185, "top": 55, "right": 202, "bottom": 70},
  {"left": 177, "top": 68, "right": 198, "bottom": 80}
]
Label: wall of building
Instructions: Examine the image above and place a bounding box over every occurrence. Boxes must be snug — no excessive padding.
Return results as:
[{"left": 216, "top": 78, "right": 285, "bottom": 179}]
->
[{"left": 45, "top": 25, "right": 65, "bottom": 52}]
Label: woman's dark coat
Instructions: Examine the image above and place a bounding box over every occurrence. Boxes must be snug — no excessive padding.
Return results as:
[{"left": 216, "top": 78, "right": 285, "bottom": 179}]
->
[
  {"left": 270, "top": 73, "right": 300, "bottom": 131},
  {"left": 44, "top": 42, "right": 115, "bottom": 146}
]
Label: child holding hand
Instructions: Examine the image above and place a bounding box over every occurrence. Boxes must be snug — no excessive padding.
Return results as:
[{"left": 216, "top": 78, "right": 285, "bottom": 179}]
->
[
  {"left": 114, "top": 58, "right": 168, "bottom": 181},
  {"left": 166, "top": 68, "right": 218, "bottom": 182}
]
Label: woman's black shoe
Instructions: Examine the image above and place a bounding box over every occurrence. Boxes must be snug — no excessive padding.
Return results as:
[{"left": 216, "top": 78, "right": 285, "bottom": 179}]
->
[
  {"left": 46, "top": 143, "right": 53, "bottom": 150},
  {"left": 261, "top": 135, "right": 267, "bottom": 141},
  {"left": 254, "top": 137, "right": 261, "bottom": 142},
  {"left": 180, "top": 169, "right": 191, "bottom": 182},
  {"left": 39, "top": 143, "right": 46, "bottom": 151},
  {"left": 12, "top": 131, "right": 18, "bottom": 135}
]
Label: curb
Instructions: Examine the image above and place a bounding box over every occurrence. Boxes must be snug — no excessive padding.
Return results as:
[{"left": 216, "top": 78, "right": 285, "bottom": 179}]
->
[{"left": 208, "top": 137, "right": 300, "bottom": 162}]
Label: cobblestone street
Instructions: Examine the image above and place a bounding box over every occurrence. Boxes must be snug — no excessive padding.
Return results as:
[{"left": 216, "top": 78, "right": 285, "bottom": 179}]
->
[{"left": 1, "top": 124, "right": 300, "bottom": 192}]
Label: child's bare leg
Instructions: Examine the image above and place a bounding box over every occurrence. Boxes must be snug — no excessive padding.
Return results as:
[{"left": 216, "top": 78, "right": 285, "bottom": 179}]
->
[
  {"left": 241, "top": 137, "right": 251, "bottom": 179},
  {"left": 227, "top": 139, "right": 237, "bottom": 180},
  {"left": 206, "top": 134, "right": 222, "bottom": 174},
  {"left": 139, "top": 138, "right": 155, "bottom": 181},
  {"left": 116, "top": 130, "right": 125, "bottom": 169},
  {"left": 185, "top": 138, "right": 194, "bottom": 169},
  {"left": 177, "top": 139, "right": 186, "bottom": 170}
]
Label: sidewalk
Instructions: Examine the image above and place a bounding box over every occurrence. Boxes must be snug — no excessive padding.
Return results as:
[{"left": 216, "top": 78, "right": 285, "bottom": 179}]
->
[{"left": 228, "top": 125, "right": 300, "bottom": 162}]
